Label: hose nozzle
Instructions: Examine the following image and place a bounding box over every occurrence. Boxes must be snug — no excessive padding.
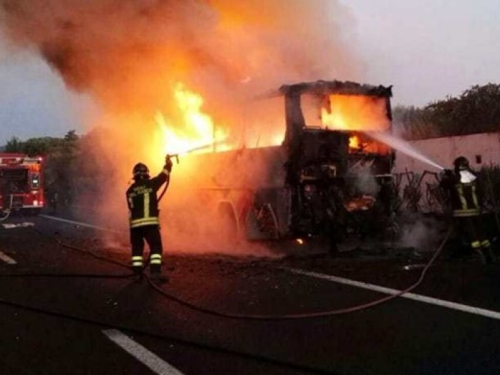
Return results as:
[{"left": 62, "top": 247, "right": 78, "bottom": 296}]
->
[{"left": 166, "top": 154, "right": 179, "bottom": 164}]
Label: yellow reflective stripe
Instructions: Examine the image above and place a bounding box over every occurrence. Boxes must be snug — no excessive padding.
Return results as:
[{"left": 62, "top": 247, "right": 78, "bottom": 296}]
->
[
  {"left": 132, "top": 256, "right": 143, "bottom": 266},
  {"left": 456, "top": 184, "right": 467, "bottom": 210},
  {"left": 144, "top": 192, "right": 150, "bottom": 218},
  {"left": 452, "top": 209, "right": 480, "bottom": 217},
  {"left": 471, "top": 185, "right": 478, "bottom": 208},
  {"left": 471, "top": 241, "right": 481, "bottom": 248},
  {"left": 130, "top": 217, "right": 159, "bottom": 227},
  {"left": 151, "top": 254, "right": 162, "bottom": 264},
  {"left": 481, "top": 240, "right": 491, "bottom": 247}
]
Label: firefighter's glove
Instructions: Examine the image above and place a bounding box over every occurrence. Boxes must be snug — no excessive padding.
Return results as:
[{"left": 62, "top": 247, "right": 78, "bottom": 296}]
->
[
  {"left": 440, "top": 169, "right": 453, "bottom": 179},
  {"left": 165, "top": 156, "right": 173, "bottom": 173}
]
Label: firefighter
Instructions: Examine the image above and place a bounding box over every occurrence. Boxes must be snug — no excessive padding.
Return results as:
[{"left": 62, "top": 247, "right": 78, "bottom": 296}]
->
[
  {"left": 440, "top": 156, "right": 495, "bottom": 264},
  {"left": 126, "top": 156, "right": 173, "bottom": 282}
]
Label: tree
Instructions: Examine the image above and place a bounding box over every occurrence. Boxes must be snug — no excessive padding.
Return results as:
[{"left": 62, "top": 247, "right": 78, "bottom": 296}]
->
[
  {"left": 2, "top": 130, "right": 79, "bottom": 156},
  {"left": 5, "top": 136, "right": 23, "bottom": 153},
  {"left": 64, "top": 130, "right": 79, "bottom": 142}
]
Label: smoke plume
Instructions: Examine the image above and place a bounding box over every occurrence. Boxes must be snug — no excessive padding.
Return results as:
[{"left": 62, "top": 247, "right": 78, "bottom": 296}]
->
[
  {"left": 0, "top": 0, "right": 361, "bottom": 112},
  {"left": 0, "top": 0, "right": 364, "bottom": 255}
]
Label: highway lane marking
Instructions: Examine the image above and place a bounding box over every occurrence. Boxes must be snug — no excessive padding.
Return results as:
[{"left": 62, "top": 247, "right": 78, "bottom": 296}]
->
[
  {"left": 286, "top": 267, "right": 500, "bottom": 321},
  {"left": 103, "top": 329, "right": 185, "bottom": 375},
  {"left": 39, "top": 215, "right": 124, "bottom": 234},
  {"left": 0, "top": 250, "right": 17, "bottom": 265},
  {"left": 2, "top": 222, "right": 35, "bottom": 229}
]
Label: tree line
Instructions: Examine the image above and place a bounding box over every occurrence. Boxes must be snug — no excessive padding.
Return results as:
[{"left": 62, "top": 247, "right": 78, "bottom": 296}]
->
[
  {"left": 4, "top": 130, "right": 79, "bottom": 156},
  {"left": 393, "top": 83, "right": 500, "bottom": 140}
]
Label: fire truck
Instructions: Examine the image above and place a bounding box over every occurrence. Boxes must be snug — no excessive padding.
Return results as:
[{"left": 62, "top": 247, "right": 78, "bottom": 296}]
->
[
  {"left": 175, "top": 80, "right": 396, "bottom": 249},
  {"left": 0, "top": 153, "right": 45, "bottom": 216}
]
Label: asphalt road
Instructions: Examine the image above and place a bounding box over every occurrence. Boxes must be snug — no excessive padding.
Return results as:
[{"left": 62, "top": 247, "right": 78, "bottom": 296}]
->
[{"left": 1, "top": 213, "right": 500, "bottom": 374}]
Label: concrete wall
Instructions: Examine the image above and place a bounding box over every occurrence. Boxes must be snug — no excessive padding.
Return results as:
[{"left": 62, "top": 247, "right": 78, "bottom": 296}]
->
[{"left": 394, "top": 132, "right": 500, "bottom": 174}]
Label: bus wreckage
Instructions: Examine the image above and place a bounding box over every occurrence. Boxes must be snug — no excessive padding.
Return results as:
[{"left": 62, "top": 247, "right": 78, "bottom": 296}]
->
[{"left": 171, "top": 80, "right": 395, "bottom": 252}]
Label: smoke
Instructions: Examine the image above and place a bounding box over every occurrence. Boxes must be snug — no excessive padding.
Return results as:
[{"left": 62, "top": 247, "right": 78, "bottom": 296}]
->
[
  {"left": 0, "top": 0, "right": 361, "bottom": 112},
  {"left": 0, "top": 0, "right": 364, "bottom": 255},
  {"left": 348, "top": 165, "right": 380, "bottom": 196},
  {"left": 398, "top": 215, "right": 444, "bottom": 252}
]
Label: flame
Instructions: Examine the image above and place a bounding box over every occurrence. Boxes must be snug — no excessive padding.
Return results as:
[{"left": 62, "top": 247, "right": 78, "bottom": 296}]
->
[
  {"left": 349, "top": 135, "right": 360, "bottom": 150},
  {"left": 321, "top": 95, "right": 391, "bottom": 155},
  {"left": 156, "top": 83, "right": 227, "bottom": 156},
  {"left": 344, "top": 195, "right": 376, "bottom": 212},
  {"left": 321, "top": 95, "right": 390, "bottom": 131}
]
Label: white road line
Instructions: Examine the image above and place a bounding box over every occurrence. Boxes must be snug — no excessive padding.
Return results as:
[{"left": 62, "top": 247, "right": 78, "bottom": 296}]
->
[
  {"left": 39, "top": 214, "right": 124, "bottom": 234},
  {"left": 103, "top": 329, "right": 184, "bottom": 375},
  {"left": 285, "top": 267, "right": 500, "bottom": 321},
  {"left": 0, "top": 250, "right": 17, "bottom": 265}
]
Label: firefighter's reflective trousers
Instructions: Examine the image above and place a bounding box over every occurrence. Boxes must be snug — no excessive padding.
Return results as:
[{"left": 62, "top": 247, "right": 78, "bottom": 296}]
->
[
  {"left": 130, "top": 224, "right": 163, "bottom": 274},
  {"left": 471, "top": 240, "right": 492, "bottom": 250},
  {"left": 454, "top": 215, "right": 495, "bottom": 263},
  {"left": 471, "top": 239, "right": 495, "bottom": 263}
]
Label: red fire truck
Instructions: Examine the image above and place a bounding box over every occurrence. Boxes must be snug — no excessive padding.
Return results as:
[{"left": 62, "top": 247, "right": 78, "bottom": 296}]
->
[{"left": 0, "top": 153, "right": 45, "bottom": 215}]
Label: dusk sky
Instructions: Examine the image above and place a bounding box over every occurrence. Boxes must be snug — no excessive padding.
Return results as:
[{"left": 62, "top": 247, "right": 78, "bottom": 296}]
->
[{"left": 1, "top": 0, "right": 499, "bottom": 145}]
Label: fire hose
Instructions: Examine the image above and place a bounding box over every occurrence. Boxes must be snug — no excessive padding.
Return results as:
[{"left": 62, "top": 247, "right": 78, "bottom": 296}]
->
[
  {"left": 145, "top": 227, "right": 453, "bottom": 319},
  {"left": 0, "top": 225, "right": 456, "bottom": 374},
  {"left": 0, "top": 140, "right": 456, "bottom": 317},
  {"left": 0, "top": 135, "right": 458, "bottom": 319},
  {"left": 0, "top": 195, "right": 14, "bottom": 222},
  {"left": 1, "top": 225, "right": 453, "bottom": 320},
  {"left": 157, "top": 153, "right": 178, "bottom": 203}
]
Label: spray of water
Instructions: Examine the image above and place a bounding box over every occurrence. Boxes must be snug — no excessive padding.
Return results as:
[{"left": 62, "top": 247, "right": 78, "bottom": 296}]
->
[{"left": 366, "top": 131, "right": 445, "bottom": 170}]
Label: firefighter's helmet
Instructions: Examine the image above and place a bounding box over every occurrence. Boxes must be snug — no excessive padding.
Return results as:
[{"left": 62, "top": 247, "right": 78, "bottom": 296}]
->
[
  {"left": 133, "top": 163, "right": 150, "bottom": 180},
  {"left": 453, "top": 156, "right": 470, "bottom": 172}
]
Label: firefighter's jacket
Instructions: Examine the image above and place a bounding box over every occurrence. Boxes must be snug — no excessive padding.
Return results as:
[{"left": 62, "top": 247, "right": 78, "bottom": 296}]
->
[
  {"left": 440, "top": 170, "right": 481, "bottom": 217},
  {"left": 126, "top": 169, "right": 169, "bottom": 228}
]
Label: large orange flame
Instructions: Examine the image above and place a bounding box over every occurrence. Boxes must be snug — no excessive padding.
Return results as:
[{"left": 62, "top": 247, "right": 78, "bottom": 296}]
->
[
  {"left": 321, "top": 95, "right": 391, "bottom": 154},
  {"left": 321, "top": 95, "right": 390, "bottom": 131},
  {"left": 155, "top": 83, "right": 228, "bottom": 156}
]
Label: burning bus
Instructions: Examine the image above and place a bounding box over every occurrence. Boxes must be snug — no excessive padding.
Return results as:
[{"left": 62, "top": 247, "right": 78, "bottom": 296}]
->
[
  {"left": 0, "top": 153, "right": 45, "bottom": 216},
  {"left": 167, "top": 80, "right": 395, "bottom": 250}
]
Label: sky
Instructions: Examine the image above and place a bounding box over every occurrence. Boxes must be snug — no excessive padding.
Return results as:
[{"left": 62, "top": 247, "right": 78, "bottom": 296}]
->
[
  {"left": 0, "top": 44, "right": 97, "bottom": 144},
  {"left": 1, "top": 0, "right": 500, "bottom": 144},
  {"left": 348, "top": 0, "right": 500, "bottom": 106}
]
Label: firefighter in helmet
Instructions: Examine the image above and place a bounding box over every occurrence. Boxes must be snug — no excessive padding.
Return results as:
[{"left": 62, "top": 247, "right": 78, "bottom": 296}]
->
[
  {"left": 126, "top": 156, "right": 173, "bottom": 282},
  {"left": 440, "top": 156, "right": 495, "bottom": 263}
]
